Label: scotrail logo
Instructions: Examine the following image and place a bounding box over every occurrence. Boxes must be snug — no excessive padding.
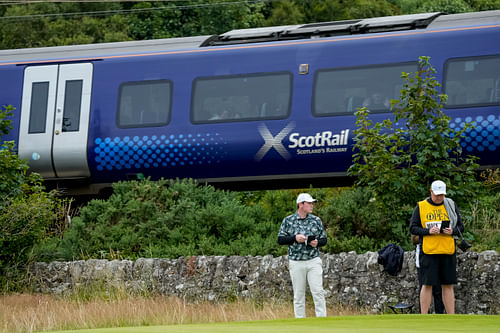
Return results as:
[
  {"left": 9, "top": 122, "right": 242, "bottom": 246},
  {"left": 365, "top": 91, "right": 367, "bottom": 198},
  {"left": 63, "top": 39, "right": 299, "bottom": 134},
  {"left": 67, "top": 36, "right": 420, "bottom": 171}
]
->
[
  {"left": 289, "top": 129, "right": 349, "bottom": 148},
  {"left": 255, "top": 122, "right": 350, "bottom": 161},
  {"left": 255, "top": 122, "right": 295, "bottom": 161}
]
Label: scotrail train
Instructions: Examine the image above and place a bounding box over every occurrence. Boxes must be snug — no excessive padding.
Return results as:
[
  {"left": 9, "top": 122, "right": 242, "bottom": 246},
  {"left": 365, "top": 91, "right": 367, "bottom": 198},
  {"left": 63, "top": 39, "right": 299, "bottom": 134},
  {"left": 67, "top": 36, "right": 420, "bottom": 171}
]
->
[{"left": 1, "top": 10, "right": 500, "bottom": 195}]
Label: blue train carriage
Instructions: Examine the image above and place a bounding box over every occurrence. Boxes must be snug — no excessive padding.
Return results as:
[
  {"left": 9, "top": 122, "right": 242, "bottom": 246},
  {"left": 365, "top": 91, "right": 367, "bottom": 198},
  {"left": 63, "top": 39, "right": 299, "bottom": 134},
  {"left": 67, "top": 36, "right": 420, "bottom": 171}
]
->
[{"left": 0, "top": 10, "right": 499, "bottom": 194}]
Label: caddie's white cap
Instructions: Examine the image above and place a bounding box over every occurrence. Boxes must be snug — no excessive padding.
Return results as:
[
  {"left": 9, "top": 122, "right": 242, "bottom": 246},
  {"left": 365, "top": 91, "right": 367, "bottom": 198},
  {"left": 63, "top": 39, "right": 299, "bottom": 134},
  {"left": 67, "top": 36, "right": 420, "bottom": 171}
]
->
[
  {"left": 296, "top": 193, "right": 317, "bottom": 204},
  {"left": 431, "top": 180, "right": 447, "bottom": 195}
]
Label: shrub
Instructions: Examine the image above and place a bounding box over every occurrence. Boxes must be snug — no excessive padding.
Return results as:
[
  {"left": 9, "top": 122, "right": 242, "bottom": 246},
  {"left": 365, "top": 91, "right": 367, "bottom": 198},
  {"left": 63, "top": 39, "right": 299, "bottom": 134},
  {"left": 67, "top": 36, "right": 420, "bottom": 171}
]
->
[
  {"left": 0, "top": 105, "right": 64, "bottom": 291},
  {"left": 32, "top": 181, "right": 500, "bottom": 262},
  {"left": 313, "top": 187, "right": 406, "bottom": 252},
  {"left": 324, "top": 235, "right": 381, "bottom": 254},
  {"left": 463, "top": 190, "right": 500, "bottom": 252},
  {"left": 38, "top": 178, "right": 284, "bottom": 260}
]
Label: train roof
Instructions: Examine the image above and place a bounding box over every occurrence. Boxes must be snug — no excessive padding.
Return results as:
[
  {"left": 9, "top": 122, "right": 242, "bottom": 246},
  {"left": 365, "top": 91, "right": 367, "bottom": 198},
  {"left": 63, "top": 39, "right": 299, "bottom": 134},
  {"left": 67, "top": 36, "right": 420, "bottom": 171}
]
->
[
  {"left": 0, "top": 35, "right": 210, "bottom": 64},
  {"left": 209, "top": 12, "right": 442, "bottom": 45},
  {"left": 209, "top": 10, "right": 500, "bottom": 45},
  {"left": 427, "top": 9, "right": 500, "bottom": 29},
  {"left": 1, "top": 10, "right": 499, "bottom": 65}
]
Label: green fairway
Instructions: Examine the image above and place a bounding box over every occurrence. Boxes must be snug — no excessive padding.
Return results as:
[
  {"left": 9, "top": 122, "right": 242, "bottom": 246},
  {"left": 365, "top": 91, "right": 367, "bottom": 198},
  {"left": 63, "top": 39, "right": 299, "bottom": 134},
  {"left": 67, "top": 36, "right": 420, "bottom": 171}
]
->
[{"left": 46, "top": 314, "right": 500, "bottom": 333}]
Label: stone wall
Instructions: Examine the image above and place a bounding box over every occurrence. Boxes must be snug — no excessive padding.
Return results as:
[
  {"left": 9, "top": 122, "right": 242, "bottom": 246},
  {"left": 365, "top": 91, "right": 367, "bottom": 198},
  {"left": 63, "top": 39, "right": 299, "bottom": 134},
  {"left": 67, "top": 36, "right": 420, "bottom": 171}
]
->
[{"left": 30, "top": 250, "right": 499, "bottom": 314}]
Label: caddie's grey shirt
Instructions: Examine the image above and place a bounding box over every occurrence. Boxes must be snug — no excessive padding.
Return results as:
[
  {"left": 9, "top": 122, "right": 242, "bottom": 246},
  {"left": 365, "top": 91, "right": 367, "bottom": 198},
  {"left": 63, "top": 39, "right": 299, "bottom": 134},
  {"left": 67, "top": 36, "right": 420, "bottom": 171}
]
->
[{"left": 278, "top": 212, "right": 327, "bottom": 261}]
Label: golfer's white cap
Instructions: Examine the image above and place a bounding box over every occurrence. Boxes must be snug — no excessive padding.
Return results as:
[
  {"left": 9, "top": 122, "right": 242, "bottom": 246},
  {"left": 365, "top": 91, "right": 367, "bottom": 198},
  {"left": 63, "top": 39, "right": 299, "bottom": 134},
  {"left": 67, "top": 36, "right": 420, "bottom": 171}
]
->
[
  {"left": 431, "top": 180, "right": 447, "bottom": 195},
  {"left": 296, "top": 193, "right": 317, "bottom": 204}
]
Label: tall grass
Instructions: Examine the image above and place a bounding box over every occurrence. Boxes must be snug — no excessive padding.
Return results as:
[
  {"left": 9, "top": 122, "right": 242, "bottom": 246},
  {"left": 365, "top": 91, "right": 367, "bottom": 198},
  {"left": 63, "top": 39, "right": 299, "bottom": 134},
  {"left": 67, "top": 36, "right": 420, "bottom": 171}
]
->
[
  {"left": 0, "top": 293, "right": 368, "bottom": 333},
  {"left": 466, "top": 190, "right": 500, "bottom": 252}
]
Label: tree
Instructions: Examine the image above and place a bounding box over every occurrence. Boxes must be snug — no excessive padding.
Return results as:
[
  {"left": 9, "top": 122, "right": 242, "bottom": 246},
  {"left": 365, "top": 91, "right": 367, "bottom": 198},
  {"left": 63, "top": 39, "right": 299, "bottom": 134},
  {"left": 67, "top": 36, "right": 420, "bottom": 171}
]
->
[
  {"left": 0, "top": 105, "right": 40, "bottom": 199},
  {"left": 419, "top": 0, "right": 472, "bottom": 13},
  {"left": 0, "top": 2, "right": 130, "bottom": 49},
  {"left": 195, "top": 0, "right": 266, "bottom": 35},
  {"left": 466, "top": 0, "right": 500, "bottom": 11},
  {"left": 0, "top": 105, "right": 61, "bottom": 290},
  {"left": 276, "top": 0, "right": 397, "bottom": 24},
  {"left": 266, "top": 1, "right": 304, "bottom": 26},
  {"left": 337, "top": 0, "right": 397, "bottom": 19},
  {"left": 348, "top": 56, "right": 480, "bottom": 239},
  {"left": 3, "top": 0, "right": 500, "bottom": 51},
  {"left": 390, "top": 0, "right": 473, "bottom": 14},
  {"left": 127, "top": 1, "right": 266, "bottom": 41}
]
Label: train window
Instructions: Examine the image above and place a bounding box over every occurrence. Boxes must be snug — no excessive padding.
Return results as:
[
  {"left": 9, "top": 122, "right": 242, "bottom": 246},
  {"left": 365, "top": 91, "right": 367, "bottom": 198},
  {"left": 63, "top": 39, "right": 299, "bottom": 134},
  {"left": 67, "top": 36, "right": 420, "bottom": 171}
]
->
[
  {"left": 313, "top": 62, "right": 417, "bottom": 116},
  {"left": 62, "top": 80, "right": 83, "bottom": 132},
  {"left": 117, "top": 80, "right": 172, "bottom": 128},
  {"left": 28, "top": 82, "right": 49, "bottom": 134},
  {"left": 191, "top": 72, "right": 292, "bottom": 124},
  {"left": 444, "top": 56, "right": 500, "bottom": 108}
]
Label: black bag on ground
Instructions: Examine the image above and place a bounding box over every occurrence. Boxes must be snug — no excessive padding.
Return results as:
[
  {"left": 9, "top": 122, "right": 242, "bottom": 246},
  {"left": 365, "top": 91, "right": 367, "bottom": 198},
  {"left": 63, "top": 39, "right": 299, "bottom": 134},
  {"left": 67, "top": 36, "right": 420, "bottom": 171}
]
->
[{"left": 377, "top": 243, "right": 404, "bottom": 276}]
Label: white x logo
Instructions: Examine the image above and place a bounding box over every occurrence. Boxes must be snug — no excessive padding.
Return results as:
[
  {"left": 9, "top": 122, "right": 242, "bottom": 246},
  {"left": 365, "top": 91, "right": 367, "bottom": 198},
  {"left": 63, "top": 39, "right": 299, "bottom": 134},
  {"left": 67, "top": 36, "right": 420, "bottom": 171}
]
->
[{"left": 255, "top": 122, "right": 295, "bottom": 162}]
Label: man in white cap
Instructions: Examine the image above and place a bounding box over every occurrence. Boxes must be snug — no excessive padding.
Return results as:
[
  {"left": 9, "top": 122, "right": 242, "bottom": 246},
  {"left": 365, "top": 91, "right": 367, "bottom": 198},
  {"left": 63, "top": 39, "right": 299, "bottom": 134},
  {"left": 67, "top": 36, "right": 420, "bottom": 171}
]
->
[
  {"left": 410, "top": 180, "right": 464, "bottom": 314},
  {"left": 278, "top": 193, "right": 327, "bottom": 318}
]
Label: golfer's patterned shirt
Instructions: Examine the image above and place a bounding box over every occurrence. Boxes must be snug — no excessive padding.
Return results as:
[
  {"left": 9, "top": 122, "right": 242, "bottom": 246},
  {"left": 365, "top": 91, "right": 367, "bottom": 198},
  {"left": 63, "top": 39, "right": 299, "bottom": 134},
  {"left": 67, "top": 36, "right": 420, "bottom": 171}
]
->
[{"left": 278, "top": 212, "right": 327, "bottom": 260}]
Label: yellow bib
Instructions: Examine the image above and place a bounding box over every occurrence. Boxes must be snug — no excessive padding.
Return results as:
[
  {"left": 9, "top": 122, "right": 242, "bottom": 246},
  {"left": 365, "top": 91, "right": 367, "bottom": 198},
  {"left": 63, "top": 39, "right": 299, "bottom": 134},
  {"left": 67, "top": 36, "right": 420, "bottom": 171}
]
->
[{"left": 418, "top": 199, "right": 455, "bottom": 255}]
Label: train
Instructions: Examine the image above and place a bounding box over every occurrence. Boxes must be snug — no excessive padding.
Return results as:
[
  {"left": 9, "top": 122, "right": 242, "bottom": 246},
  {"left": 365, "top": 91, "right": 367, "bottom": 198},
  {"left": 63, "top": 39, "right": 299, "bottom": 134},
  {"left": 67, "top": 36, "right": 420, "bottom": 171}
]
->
[{"left": 1, "top": 10, "right": 500, "bottom": 195}]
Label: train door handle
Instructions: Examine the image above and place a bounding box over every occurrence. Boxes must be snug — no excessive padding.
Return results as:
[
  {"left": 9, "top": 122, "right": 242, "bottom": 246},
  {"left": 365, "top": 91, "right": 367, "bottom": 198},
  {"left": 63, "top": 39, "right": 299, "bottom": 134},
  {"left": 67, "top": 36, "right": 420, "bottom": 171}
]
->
[{"left": 55, "top": 108, "right": 62, "bottom": 135}]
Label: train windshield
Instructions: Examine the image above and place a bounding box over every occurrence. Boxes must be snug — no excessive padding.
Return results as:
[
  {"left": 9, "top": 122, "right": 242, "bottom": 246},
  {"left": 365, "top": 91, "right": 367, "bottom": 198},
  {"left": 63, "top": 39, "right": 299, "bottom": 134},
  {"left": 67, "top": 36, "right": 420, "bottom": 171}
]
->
[{"left": 313, "top": 62, "right": 417, "bottom": 116}]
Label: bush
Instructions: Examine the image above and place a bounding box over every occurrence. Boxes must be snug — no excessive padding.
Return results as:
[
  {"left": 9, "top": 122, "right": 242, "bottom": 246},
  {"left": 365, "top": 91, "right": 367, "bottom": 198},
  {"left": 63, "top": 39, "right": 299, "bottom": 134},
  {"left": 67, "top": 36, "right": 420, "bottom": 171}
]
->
[
  {"left": 0, "top": 105, "right": 65, "bottom": 291},
  {"left": 36, "top": 178, "right": 285, "bottom": 260},
  {"left": 312, "top": 187, "right": 409, "bottom": 252},
  {"left": 32, "top": 180, "right": 500, "bottom": 262},
  {"left": 462, "top": 189, "right": 500, "bottom": 252},
  {"left": 324, "top": 236, "right": 381, "bottom": 254}
]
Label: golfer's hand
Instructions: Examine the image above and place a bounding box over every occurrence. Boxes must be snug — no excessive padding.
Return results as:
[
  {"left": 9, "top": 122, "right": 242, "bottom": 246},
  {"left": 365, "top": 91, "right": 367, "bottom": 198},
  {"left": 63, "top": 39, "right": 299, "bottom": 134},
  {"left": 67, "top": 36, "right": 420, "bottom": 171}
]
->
[
  {"left": 295, "top": 234, "right": 306, "bottom": 243},
  {"left": 442, "top": 227, "right": 453, "bottom": 235},
  {"left": 429, "top": 226, "right": 440, "bottom": 235}
]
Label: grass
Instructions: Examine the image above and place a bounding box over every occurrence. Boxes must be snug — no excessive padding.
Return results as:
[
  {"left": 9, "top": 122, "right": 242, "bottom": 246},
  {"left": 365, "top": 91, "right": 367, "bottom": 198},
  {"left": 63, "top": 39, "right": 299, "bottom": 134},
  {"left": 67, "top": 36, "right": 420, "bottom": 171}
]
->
[
  {"left": 0, "top": 293, "right": 368, "bottom": 333},
  {"left": 468, "top": 193, "right": 500, "bottom": 252},
  {"left": 1, "top": 294, "right": 499, "bottom": 333},
  {"left": 38, "top": 315, "right": 500, "bottom": 333}
]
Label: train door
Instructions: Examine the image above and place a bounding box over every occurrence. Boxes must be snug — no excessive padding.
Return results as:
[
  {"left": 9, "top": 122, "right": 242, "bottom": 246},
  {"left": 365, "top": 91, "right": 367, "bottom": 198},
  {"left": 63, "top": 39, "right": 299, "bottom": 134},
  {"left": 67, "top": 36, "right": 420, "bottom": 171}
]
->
[{"left": 18, "top": 63, "right": 93, "bottom": 178}]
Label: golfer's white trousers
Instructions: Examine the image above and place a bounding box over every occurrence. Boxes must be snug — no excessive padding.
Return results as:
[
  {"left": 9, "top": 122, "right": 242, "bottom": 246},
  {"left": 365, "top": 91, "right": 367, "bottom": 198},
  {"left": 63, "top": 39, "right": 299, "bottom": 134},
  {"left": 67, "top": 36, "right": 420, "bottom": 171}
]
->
[{"left": 289, "top": 256, "right": 327, "bottom": 318}]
